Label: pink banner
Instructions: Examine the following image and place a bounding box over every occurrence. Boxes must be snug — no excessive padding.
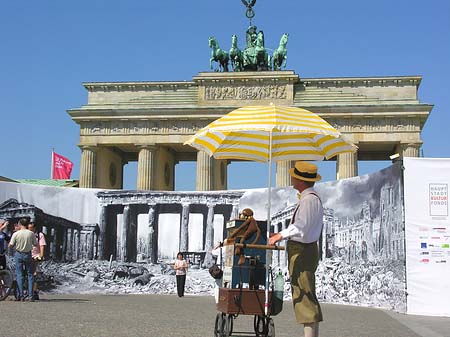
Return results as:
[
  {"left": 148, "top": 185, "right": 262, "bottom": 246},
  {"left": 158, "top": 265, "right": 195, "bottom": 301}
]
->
[{"left": 52, "top": 152, "right": 73, "bottom": 179}]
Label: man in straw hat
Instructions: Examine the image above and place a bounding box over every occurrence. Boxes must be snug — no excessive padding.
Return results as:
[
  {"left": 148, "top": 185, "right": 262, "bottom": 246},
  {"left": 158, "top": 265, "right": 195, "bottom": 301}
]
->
[{"left": 269, "top": 161, "right": 323, "bottom": 337}]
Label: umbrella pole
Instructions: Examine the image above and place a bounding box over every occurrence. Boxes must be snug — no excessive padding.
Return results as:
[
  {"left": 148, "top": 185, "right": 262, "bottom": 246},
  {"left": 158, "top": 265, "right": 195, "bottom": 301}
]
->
[{"left": 265, "top": 131, "right": 273, "bottom": 316}]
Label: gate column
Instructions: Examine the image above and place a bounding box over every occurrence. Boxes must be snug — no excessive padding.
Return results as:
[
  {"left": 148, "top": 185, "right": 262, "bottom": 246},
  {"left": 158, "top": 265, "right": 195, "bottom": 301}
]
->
[
  {"left": 80, "top": 146, "right": 97, "bottom": 188},
  {"left": 337, "top": 151, "right": 358, "bottom": 180},
  {"left": 276, "top": 160, "right": 293, "bottom": 187},
  {"left": 137, "top": 145, "right": 156, "bottom": 190},
  {"left": 196, "top": 151, "right": 213, "bottom": 191},
  {"left": 401, "top": 143, "right": 421, "bottom": 157}
]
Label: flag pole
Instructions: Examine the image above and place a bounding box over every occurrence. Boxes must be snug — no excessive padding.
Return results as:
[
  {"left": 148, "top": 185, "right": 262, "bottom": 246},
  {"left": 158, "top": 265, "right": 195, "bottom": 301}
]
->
[{"left": 51, "top": 148, "right": 54, "bottom": 179}]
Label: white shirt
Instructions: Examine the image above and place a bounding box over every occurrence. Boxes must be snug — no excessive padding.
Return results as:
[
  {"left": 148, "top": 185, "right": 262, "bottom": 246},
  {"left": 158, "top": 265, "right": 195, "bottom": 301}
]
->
[
  {"left": 10, "top": 229, "right": 37, "bottom": 253},
  {"left": 174, "top": 259, "right": 188, "bottom": 276},
  {"left": 279, "top": 187, "right": 323, "bottom": 243}
]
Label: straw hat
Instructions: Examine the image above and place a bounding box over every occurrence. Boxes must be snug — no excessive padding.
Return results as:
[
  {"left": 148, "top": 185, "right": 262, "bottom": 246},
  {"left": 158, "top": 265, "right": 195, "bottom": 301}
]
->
[{"left": 289, "top": 161, "right": 322, "bottom": 182}]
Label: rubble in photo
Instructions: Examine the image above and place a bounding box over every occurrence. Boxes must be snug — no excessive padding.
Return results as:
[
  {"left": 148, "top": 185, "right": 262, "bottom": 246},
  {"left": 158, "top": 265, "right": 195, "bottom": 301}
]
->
[{"left": 28, "top": 255, "right": 405, "bottom": 313}]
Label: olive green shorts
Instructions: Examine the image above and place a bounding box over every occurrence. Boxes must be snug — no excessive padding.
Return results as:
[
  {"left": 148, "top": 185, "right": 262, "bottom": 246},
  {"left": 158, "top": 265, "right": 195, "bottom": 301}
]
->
[{"left": 287, "top": 240, "right": 323, "bottom": 324}]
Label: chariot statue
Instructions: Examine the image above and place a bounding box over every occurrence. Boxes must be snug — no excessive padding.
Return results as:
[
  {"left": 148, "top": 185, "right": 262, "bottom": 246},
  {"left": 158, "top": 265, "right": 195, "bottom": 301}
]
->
[{"left": 242, "top": 25, "right": 270, "bottom": 71}]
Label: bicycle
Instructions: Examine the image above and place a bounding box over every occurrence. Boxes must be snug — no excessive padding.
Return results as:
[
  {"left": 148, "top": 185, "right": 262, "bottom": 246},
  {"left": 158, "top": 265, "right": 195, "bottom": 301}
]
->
[{"left": 0, "top": 266, "right": 13, "bottom": 301}]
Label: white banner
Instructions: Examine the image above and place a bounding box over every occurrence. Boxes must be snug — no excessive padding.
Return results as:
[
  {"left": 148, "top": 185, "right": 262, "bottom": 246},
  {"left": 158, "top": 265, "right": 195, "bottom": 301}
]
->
[
  {"left": 404, "top": 157, "right": 450, "bottom": 317},
  {"left": 0, "top": 181, "right": 101, "bottom": 224}
]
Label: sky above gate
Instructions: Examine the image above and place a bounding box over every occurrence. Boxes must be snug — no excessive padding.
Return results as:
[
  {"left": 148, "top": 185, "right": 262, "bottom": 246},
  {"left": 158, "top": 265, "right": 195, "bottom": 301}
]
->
[{"left": 1, "top": 0, "right": 449, "bottom": 190}]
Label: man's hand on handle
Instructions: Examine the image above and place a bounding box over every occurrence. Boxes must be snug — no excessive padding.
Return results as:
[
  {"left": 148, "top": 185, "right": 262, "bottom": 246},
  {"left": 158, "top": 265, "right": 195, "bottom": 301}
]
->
[{"left": 269, "top": 233, "right": 282, "bottom": 246}]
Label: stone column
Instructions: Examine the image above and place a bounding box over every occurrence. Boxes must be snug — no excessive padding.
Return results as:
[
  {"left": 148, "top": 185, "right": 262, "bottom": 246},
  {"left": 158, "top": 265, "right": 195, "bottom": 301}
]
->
[
  {"left": 98, "top": 205, "right": 108, "bottom": 260},
  {"left": 276, "top": 160, "right": 293, "bottom": 187},
  {"left": 94, "top": 230, "right": 99, "bottom": 260},
  {"left": 147, "top": 204, "right": 156, "bottom": 263},
  {"left": 89, "top": 231, "right": 96, "bottom": 260},
  {"left": 80, "top": 146, "right": 97, "bottom": 188},
  {"left": 402, "top": 143, "right": 420, "bottom": 157},
  {"left": 62, "top": 228, "right": 67, "bottom": 262},
  {"left": 137, "top": 145, "right": 156, "bottom": 190},
  {"left": 78, "top": 232, "right": 84, "bottom": 259},
  {"left": 196, "top": 151, "right": 213, "bottom": 191},
  {"left": 84, "top": 232, "right": 90, "bottom": 260},
  {"left": 152, "top": 208, "right": 159, "bottom": 263},
  {"left": 73, "top": 229, "right": 80, "bottom": 261},
  {"left": 179, "top": 203, "right": 190, "bottom": 252},
  {"left": 122, "top": 205, "right": 130, "bottom": 262},
  {"left": 336, "top": 151, "right": 358, "bottom": 180},
  {"left": 85, "top": 231, "right": 95, "bottom": 260},
  {"left": 204, "top": 203, "right": 216, "bottom": 267},
  {"left": 230, "top": 201, "right": 239, "bottom": 222},
  {"left": 50, "top": 228, "right": 56, "bottom": 260},
  {"left": 66, "top": 229, "right": 73, "bottom": 261},
  {"left": 128, "top": 206, "right": 138, "bottom": 262}
]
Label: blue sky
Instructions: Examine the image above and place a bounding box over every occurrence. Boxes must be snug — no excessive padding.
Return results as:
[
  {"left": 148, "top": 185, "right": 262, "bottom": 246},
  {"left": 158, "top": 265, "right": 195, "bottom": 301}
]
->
[{"left": 1, "top": 0, "right": 449, "bottom": 190}]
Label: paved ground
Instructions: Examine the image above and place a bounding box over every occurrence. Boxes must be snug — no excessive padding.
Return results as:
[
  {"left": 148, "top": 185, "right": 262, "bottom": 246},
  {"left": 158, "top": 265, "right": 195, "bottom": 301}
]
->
[{"left": 1, "top": 294, "right": 449, "bottom": 337}]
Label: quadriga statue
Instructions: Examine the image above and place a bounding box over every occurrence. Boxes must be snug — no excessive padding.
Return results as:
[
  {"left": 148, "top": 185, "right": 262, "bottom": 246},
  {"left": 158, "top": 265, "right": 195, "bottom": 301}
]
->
[{"left": 208, "top": 28, "right": 288, "bottom": 72}]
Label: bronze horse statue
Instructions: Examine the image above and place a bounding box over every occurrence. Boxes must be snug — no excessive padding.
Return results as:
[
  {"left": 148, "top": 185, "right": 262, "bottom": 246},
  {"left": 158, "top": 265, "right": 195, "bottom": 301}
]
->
[
  {"left": 229, "top": 34, "right": 243, "bottom": 72},
  {"left": 255, "top": 30, "right": 270, "bottom": 71},
  {"left": 208, "top": 36, "right": 229, "bottom": 72},
  {"left": 272, "top": 33, "right": 289, "bottom": 70}
]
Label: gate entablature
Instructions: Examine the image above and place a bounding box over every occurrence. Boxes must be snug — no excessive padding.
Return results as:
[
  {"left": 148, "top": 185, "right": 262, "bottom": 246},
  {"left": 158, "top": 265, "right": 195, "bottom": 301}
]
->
[{"left": 68, "top": 71, "right": 432, "bottom": 190}]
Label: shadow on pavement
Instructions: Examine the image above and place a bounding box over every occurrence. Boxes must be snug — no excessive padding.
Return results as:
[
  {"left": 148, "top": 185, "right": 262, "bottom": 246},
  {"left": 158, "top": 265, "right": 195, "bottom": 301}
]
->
[{"left": 38, "top": 298, "right": 91, "bottom": 303}]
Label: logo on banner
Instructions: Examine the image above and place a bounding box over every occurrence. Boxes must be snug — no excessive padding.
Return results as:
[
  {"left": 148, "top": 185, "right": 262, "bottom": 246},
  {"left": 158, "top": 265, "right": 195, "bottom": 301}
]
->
[{"left": 429, "top": 183, "right": 448, "bottom": 217}]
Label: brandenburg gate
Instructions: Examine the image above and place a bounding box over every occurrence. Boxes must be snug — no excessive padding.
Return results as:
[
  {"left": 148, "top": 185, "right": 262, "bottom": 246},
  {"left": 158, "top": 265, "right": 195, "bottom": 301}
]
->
[{"left": 68, "top": 70, "right": 432, "bottom": 190}]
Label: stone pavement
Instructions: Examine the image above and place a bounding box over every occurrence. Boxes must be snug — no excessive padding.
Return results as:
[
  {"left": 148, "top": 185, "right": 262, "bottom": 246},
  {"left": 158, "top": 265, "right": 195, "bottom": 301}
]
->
[{"left": 0, "top": 294, "right": 449, "bottom": 337}]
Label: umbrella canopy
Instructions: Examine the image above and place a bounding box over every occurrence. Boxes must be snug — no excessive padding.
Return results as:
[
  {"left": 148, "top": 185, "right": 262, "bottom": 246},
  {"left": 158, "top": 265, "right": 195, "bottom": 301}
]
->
[{"left": 185, "top": 105, "right": 357, "bottom": 162}]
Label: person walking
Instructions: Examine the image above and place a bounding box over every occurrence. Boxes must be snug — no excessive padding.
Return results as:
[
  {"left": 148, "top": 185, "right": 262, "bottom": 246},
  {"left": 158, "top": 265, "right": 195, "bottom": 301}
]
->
[
  {"left": 174, "top": 252, "right": 188, "bottom": 297},
  {"left": 28, "top": 221, "right": 46, "bottom": 300},
  {"left": 269, "top": 161, "right": 324, "bottom": 337},
  {"left": 9, "top": 218, "right": 37, "bottom": 301}
]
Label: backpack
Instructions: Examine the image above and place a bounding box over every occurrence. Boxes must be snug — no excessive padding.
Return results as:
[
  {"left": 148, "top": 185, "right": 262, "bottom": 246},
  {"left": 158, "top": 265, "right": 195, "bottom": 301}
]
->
[{"left": 208, "top": 264, "right": 223, "bottom": 279}]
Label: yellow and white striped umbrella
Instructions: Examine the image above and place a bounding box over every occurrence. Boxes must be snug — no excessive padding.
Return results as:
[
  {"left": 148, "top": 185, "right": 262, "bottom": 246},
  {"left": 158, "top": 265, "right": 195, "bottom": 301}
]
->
[{"left": 185, "top": 105, "right": 357, "bottom": 162}]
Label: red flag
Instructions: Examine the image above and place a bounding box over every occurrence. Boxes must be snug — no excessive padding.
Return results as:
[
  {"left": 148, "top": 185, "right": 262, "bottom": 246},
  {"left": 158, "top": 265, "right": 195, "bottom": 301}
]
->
[{"left": 52, "top": 152, "right": 74, "bottom": 179}]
